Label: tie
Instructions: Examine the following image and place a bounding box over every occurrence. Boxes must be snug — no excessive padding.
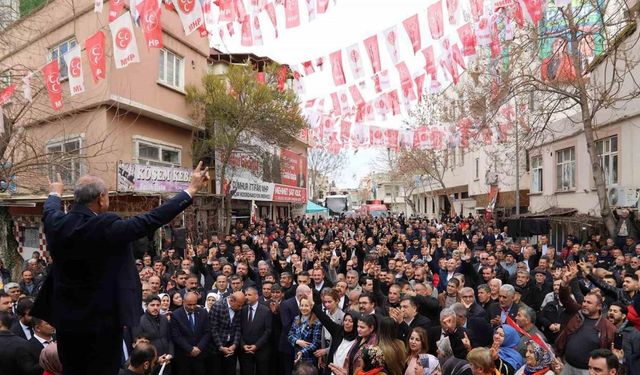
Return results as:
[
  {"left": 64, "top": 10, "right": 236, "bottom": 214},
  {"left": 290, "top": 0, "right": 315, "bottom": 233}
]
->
[
  {"left": 189, "top": 313, "right": 196, "bottom": 331},
  {"left": 248, "top": 306, "right": 253, "bottom": 323}
]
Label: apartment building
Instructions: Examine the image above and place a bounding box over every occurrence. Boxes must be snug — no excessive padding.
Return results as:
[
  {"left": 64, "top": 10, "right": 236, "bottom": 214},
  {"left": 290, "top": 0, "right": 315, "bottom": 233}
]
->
[{"left": 0, "top": 0, "right": 212, "bottom": 260}]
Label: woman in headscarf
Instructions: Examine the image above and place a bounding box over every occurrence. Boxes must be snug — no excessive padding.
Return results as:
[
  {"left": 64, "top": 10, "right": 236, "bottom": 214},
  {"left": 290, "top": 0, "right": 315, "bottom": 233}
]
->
[
  {"left": 204, "top": 292, "right": 217, "bottom": 313},
  {"left": 168, "top": 290, "right": 182, "bottom": 312},
  {"left": 40, "top": 342, "right": 63, "bottom": 375},
  {"left": 357, "top": 346, "right": 388, "bottom": 375},
  {"left": 313, "top": 299, "right": 359, "bottom": 375},
  {"left": 490, "top": 325, "right": 524, "bottom": 375},
  {"left": 158, "top": 293, "right": 170, "bottom": 315},
  {"left": 514, "top": 341, "right": 556, "bottom": 375}
]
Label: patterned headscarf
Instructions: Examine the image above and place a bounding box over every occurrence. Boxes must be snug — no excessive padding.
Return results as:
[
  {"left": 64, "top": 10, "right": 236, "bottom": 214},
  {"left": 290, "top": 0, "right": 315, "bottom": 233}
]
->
[
  {"left": 524, "top": 341, "right": 553, "bottom": 375},
  {"left": 39, "top": 342, "right": 63, "bottom": 375}
]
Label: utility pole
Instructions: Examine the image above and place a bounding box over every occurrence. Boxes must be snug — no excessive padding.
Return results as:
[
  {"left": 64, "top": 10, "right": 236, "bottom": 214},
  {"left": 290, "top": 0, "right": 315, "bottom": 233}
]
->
[{"left": 514, "top": 99, "right": 520, "bottom": 216}]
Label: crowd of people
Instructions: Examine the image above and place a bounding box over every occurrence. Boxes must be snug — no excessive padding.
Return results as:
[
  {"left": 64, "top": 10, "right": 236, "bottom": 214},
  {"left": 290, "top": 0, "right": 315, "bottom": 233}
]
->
[{"left": 1, "top": 211, "right": 640, "bottom": 375}]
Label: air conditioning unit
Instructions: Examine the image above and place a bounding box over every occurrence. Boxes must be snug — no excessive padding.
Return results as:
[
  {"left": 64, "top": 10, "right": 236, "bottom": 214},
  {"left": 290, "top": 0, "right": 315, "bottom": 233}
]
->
[{"left": 607, "top": 187, "right": 639, "bottom": 207}]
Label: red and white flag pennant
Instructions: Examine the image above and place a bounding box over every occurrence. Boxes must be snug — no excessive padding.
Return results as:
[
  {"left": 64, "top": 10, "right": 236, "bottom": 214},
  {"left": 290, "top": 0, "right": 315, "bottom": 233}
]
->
[
  {"left": 41, "top": 60, "right": 63, "bottom": 110},
  {"left": 173, "top": 0, "right": 204, "bottom": 35},
  {"left": 427, "top": 1, "right": 444, "bottom": 40},
  {"left": 383, "top": 26, "right": 401, "bottom": 64},
  {"left": 85, "top": 31, "right": 107, "bottom": 83},
  {"left": 329, "top": 50, "right": 346, "bottom": 86},
  {"left": 402, "top": 14, "right": 422, "bottom": 54},
  {"left": 138, "top": 0, "right": 163, "bottom": 49},
  {"left": 345, "top": 43, "right": 365, "bottom": 80},
  {"left": 284, "top": 0, "right": 301, "bottom": 28},
  {"left": 63, "top": 46, "right": 85, "bottom": 96},
  {"left": 0, "top": 84, "right": 16, "bottom": 106},
  {"left": 372, "top": 70, "right": 391, "bottom": 93},
  {"left": 304, "top": 0, "right": 316, "bottom": 21},
  {"left": 363, "top": 35, "right": 382, "bottom": 74},
  {"left": 109, "top": 0, "right": 125, "bottom": 22},
  {"left": 457, "top": 23, "right": 477, "bottom": 56},
  {"left": 109, "top": 12, "right": 140, "bottom": 69},
  {"left": 446, "top": 0, "right": 463, "bottom": 24}
]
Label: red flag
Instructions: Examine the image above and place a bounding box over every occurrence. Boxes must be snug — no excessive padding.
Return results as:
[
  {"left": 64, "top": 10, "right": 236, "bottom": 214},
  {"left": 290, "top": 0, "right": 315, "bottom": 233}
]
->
[
  {"left": 138, "top": 0, "right": 163, "bottom": 48},
  {"left": 302, "top": 61, "right": 315, "bottom": 75},
  {"left": 403, "top": 14, "right": 422, "bottom": 54},
  {"left": 372, "top": 70, "right": 390, "bottom": 93},
  {"left": 446, "top": 0, "right": 461, "bottom": 24},
  {"left": 172, "top": 0, "right": 205, "bottom": 35},
  {"left": 264, "top": 2, "right": 278, "bottom": 37},
  {"left": 363, "top": 35, "right": 382, "bottom": 74},
  {"left": 0, "top": 84, "right": 16, "bottom": 106},
  {"left": 422, "top": 46, "right": 437, "bottom": 78},
  {"left": 109, "top": 0, "right": 125, "bottom": 21},
  {"left": 340, "top": 120, "right": 352, "bottom": 144},
  {"left": 399, "top": 130, "right": 414, "bottom": 149},
  {"left": 240, "top": 15, "right": 253, "bottom": 46},
  {"left": 329, "top": 50, "right": 346, "bottom": 86},
  {"left": 458, "top": 118, "right": 473, "bottom": 148},
  {"left": 384, "top": 129, "right": 399, "bottom": 150},
  {"left": 338, "top": 90, "right": 350, "bottom": 113},
  {"left": 235, "top": 0, "right": 247, "bottom": 21},
  {"left": 370, "top": 126, "right": 385, "bottom": 146},
  {"left": 277, "top": 65, "right": 288, "bottom": 91},
  {"left": 476, "top": 15, "right": 492, "bottom": 46},
  {"left": 348, "top": 84, "right": 365, "bottom": 108},
  {"left": 374, "top": 94, "right": 390, "bottom": 120},
  {"left": 414, "top": 73, "right": 426, "bottom": 102},
  {"left": 109, "top": 12, "right": 140, "bottom": 69},
  {"left": 330, "top": 92, "right": 341, "bottom": 115},
  {"left": 226, "top": 22, "right": 236, "bottom": 36},
  {"left": 457, "top": 23, "right": 477, "bottom": 56},
  {"left": 285, "top": 0, "right": 300, "bottom": 28},
  {"left": 85, "top": 31, "right": 106, "bottom": 83},
  {"left": 470, "top": 0, "right": 484, "bottom": 20},
  {"left": 427, "top": 1, "right": 444, "bottom": 40},
  {"left": 383, "top": 26, "right": 401, "bottom": 64},
  {"left": 413, "top": 126, "right": 430, "bottom": 149},
  {"left": 317, "top": 0, "right": 329, "bottom": 13},
  {"left": 387, "top": 90, "right": 401, "bottom": 116},
  {"left": 218, "top": 0, "right": 235, "bottom": 21},
  {"left": 451, "top": 43, "right": 466, "bottom": 69},
  {"left": 520, "top": 0, "right": 544, "bottom": 27},
  {"left": 42, "top": 60, "right": 63, "bottom": 110}
]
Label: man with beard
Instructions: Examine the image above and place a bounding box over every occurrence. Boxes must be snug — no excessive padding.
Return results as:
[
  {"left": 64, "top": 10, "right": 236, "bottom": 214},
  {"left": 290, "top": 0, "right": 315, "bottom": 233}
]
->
[
  {"left": 607, "top": 301, "right": 640, "bottom": 375},
  {"left": 118, "top": 342, "right": 157, "bottom": 375},
  {"left": 538, "top": 279, "right": 569, "bottom": 344}
]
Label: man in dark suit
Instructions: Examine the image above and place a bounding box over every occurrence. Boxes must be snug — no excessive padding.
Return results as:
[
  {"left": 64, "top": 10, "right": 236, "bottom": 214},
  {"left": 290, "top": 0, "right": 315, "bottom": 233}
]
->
[
  {"left": 170, "top": 292, "right": 210, "bottom": 375},
  {"left": 279, "top": 284, "right": 311, "bottom": 375},
  {"left": 0, "top": 311, "right": 42, "bottom": 375},
  {"left": 451, "top": 302, "right": 492, "bottom": 348},
  {"left": 393, "top": 296, "right": 432, "bottom": 341},
  {"left": 240, "top": 286, "right": 272, "bottom": 375},
  {"left": 32, "top": 163, "right": 209, "bottom": 375},
  {"left": 210, "top": 291, "right": 246, "bottom": 374},
  {"left": 26, "top": 317, "right": 55, "bottom": 363},
  {"left": 10, "top": 298, "right": 34, "bottom": 341},
  {"left": 486, "top": 284, "right": 519, "bottom": 326}
]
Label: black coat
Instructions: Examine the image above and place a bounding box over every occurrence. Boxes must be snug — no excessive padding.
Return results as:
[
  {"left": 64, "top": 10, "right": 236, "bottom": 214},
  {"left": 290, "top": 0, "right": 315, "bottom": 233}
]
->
[
  {"left": 135, "top": 312, "right": 174, "bottom": 356},
  {"left": 0, "top": 331, "right": 42, "bottom": 375},
  {"left": 240, "top": 303, "right": 272, "bottom": 350},
  {"left": 170, "top": 307, "right": 210, "bottom": 357},
  {"left": 312, "top": 303, "right": 352, "bottom": 375},
  {"left": 9, "top": 320, "right": 30, "bottom": 341},
  {"left": 398, "top": 314, "right": 432, "bottom": 341},
  {"left": 278, "top": 297, "right": 300, "bottom": 354},
  {"left": 464, "top": 317, "right": 493, "bottom": 348},
  {"left": 32, "top": 192, "right": 193, "bottom": 332},
  {"left": 26, "top": 336, "right": 45, "bottom": 364},
  {"left": 486, "top": 303, "right": 519, "bottom": 326}
]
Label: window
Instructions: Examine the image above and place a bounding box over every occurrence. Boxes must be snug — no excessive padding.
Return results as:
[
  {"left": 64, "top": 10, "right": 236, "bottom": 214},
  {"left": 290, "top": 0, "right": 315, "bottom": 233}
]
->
[
  {"left": 596, "top": 135, "right": 618, "bottom": 186},
  {"left": 136, "top": 140, "right": 181, "bottom": 166},
  {"left": 459, "top": 147, "right": 465, "bottom": 166},
  {"left": 474, "top": 158, "right": 480, "bottom": 180},
  {"left": 49, "top": 38, "right": 77, "bottom": 80},
  {"left": 23, "top": 228, "right": 40, "bottom": 249},
  {"left": 556, "top": 147, "right": 575, "bottom": 191},
  {"left": 531, "top": 156, "right": 543, "bottom": 193},
  {"left": 159, "top": 49, "right": 184, "bottom": 90},
  {"left": 47, "top": 138, "right": 82, "bottom": 184}
]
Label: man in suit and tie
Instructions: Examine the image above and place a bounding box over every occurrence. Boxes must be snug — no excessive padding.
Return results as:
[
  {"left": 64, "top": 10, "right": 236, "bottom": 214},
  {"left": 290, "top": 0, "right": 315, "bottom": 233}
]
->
[
  {"left": 170, "top": 292, "right": 211, "bottom": 375},
  {"left": 10, "top": 298, "right": 33, "bottom": 341},
  {"left": 486, "top": 284, "right": 519, "bottom": 326},
  {"left": 240, "top": 286, "right": 272, "bottom": 375},
  {"left": 27, "top": 317, "right": 55, "bottom": 364},
  {"left": 210, "top": 291, "right": 246, "bottom": 374},
  {"left": 32, "top": 163, "right": 210, "bottom": 375},
  {"left": 451, "top": 303, "right": 492, "bottom": 348}
]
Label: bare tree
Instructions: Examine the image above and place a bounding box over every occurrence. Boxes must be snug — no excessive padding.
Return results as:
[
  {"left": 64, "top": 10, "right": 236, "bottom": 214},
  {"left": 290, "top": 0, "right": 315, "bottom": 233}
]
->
[{"left": 307, "top": 147, "right": 347, "bottom": 201}]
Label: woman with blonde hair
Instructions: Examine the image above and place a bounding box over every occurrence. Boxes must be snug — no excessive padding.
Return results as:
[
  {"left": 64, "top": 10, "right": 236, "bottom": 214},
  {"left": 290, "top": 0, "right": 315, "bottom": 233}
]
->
[
  {"left": 376, "top": 317, "right": 407, "bottom": 375},
  {"left": 467, "top": 348, "right": 498, "bottom": 375},
  {"left": 405, "top": 327, "right": 439, "bottom": 375},
  {"left": 288, "top": 295, "right": 323, "bottom": 365}
]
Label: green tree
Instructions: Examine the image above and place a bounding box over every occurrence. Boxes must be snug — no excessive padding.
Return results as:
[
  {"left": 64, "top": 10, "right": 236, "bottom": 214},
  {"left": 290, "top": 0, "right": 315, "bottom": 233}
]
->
[{"left": 186, "top": 63, "right": 306, "bottom": 234}]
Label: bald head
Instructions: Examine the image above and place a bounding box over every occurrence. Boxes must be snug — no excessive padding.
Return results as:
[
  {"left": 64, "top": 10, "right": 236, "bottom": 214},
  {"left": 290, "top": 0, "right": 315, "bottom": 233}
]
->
[
  {"left": 184, "top": 292, "right": 198, "bottom": 313},
  {"left": 75, "top": 175, "right": 109, "bottom": 212},
  {"left": 228, "top": 291, "right": 246, "bottom": 311},
  {"left": 296, "top": 284, "right": 311, "bottom": 300}
]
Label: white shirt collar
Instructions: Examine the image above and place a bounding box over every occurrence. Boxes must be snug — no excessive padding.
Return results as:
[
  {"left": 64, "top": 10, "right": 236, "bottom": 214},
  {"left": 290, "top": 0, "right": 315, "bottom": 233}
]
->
[
  {"left": 19, "top": 321, "right": 31, "bottom": 340},
  {"left": 34, "top": 334, "right": 51, "bottom": 347}
]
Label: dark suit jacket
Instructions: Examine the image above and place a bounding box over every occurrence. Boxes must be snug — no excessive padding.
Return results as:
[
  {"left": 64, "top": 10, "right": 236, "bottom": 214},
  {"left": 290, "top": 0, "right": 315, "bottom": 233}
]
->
[
  {"left": 486, "top": 303, "right": 519, "bottom": 326},
  {"left": 210, "top": 298, "right": 242, "bottom": 349},
  {"left": 10, "top": 320, "right": 29, "bottom": 341},
  {"left": 464, "top": 317, "right": 493, "bottom": 347},
  {"left": 170, "top": 307, "right": 210, "bottom": 356},
  {"left": 33, "top": 192, "right": 192, "bottom": 333},
  {"left": 398, "top": 314, "right": 432, "bottom": 341},
  {"left": 0, "top": 331, "right": 42, "bottom": 375},
  {"left": 240, "top": 303, "right": 272, "bottom": 350},
  {"left": 278, "top": 297, "right": 300, "bottom": 354},
  {"left": 26, "top": 336, "right": 45, "bottom": 363}
]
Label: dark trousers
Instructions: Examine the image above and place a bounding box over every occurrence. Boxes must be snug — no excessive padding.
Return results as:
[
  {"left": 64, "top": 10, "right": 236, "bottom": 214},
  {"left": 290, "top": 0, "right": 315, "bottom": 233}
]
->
[
  {"left": 212, "top": 350, "right": 238, "bottom": 374},
  {"left": 57, "top": 322, "right": 122, "bottom": 375},
  {"left": 280, "top": 350, "right": 294, "bottom": 375},
  {"left": 173, "top": 353, "right": 205, "bottom": 375},
  {"left": 239, "top": 349, "right": 270, "bottom": 375}
]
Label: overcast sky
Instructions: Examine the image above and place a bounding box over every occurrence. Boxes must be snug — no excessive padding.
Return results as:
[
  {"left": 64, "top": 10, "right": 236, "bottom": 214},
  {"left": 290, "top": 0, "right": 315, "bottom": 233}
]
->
[{"left": 208, "top": 0, "right": 432, "bottom": 188}]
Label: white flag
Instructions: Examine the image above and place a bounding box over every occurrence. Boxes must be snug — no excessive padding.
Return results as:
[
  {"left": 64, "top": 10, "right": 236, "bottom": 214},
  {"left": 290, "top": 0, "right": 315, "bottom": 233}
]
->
[
  {"left": 383, "top": 25, "right": 401, "bottom": 64},
  {"left": 172, "top": 0, "right": 204, "bottom": 35},
  {"left": 22, "top": 74, "right": 33, "bottom": 103},
  {"left": 109, "top": 12, "right": 140, "bottom": 69},
  {"left": 95, "top": 0, "right": 103, "bottom": 13},
  {"left": 345, "top": 43, "right": 365, "bottom": 80},
  {"left": 63, "top": 46, "right": 85, "bottom": 96}
]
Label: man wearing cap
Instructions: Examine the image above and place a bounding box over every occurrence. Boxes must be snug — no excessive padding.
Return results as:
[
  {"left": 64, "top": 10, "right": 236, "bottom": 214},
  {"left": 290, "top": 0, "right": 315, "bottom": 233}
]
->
[{"left": 529, "top": 268, "right": 552, "bottom": 310}]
